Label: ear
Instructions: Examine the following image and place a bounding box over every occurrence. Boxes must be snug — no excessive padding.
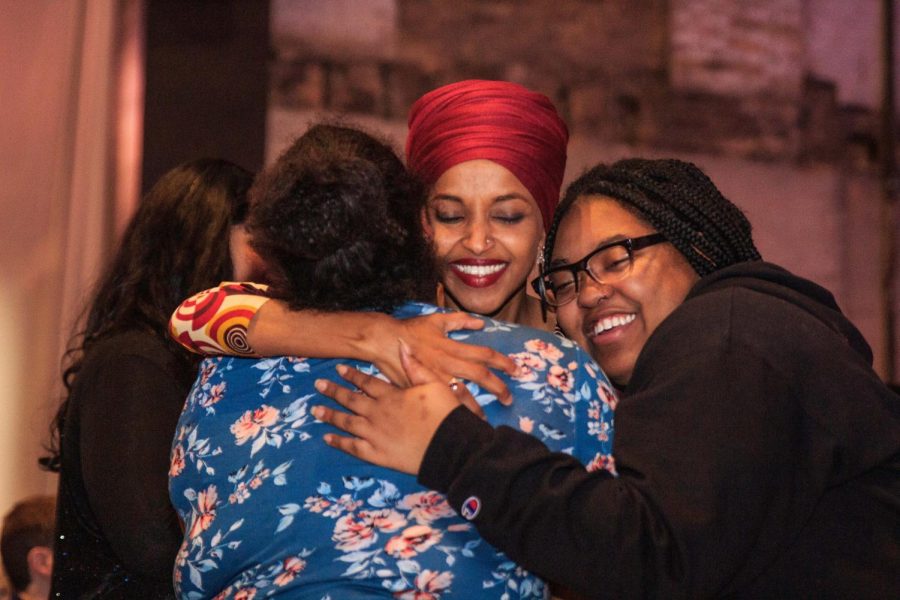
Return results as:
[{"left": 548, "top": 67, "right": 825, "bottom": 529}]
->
[
  {"left": 27, "top": 545, "right": 53, "bottom": 579},
  {"left": 525, "top": 233, "right": 546, "bottom": 300},
  {"left": 420, "top": 207, "right": 434, "bottom": 240}
]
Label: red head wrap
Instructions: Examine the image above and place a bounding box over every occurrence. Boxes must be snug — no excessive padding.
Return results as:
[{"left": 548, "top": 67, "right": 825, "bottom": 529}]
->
[{"left": 406, "top": 80, "right": 569, "bottom": 231}]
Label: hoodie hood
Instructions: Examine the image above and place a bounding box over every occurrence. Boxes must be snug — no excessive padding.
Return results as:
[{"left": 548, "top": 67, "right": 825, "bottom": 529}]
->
[{"left": 688, "top": 261, "right": 874, "bottom": 365}]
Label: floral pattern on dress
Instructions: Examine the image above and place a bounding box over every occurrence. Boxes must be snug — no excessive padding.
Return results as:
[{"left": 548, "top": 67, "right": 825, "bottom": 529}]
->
[{"left": 170, "top": 302, "right": 617, "bottom": 599}]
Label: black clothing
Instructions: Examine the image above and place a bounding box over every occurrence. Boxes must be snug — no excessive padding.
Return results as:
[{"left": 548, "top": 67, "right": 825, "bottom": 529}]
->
[
  {"left": 420, "top": 261, "right": 900, "bottom": 598},
  {"left": 51, "top": 330, "right": 195, "bottom": 599}
]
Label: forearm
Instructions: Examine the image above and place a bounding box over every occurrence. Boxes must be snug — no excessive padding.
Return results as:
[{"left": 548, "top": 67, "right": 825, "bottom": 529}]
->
[
  {"left": 172, "top": 286, "right": 516, "bottom": 394},
  {"left": 170, "top": 283, "right": 270, "bottom": 355},
  {"left": 248, "top": 300, "right": 393, "bottom": 362},
  {"left": 418, "top": 347, "right": 805, "bottom": 597},
  {"left": 419, "top": 407, "right": 677, "bottom": 598}
]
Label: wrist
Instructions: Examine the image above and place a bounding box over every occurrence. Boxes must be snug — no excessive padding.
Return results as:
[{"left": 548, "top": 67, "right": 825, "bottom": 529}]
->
[
  {"left": 355, "top": 312, "right": 396, "bottom": 363},
  {"left": 418, "top": 405, "right": 494, "bottom": 491},
  {"left": 245, "top": 298, "right": 274, "bottom": 352}
]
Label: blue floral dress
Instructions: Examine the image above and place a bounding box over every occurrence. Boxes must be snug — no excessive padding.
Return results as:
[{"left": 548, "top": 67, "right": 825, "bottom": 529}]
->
[{"left": 169, "top": 302, "right": 617, "bottom": 599}]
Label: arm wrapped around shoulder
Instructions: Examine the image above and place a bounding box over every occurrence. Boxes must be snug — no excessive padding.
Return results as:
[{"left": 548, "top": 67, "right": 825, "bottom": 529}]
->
[{"left": 168, "top": 282, "right": 270, "bottom": 355}]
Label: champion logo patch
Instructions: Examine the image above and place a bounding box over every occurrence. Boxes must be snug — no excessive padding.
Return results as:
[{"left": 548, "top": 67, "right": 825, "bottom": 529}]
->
[{"left": 460, "top": 495, "right": 481, "bottom": 520}]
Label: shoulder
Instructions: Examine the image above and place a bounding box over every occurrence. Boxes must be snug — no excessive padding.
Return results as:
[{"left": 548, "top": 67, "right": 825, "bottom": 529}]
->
[
  {"left": 459, "top": 318, "right": 611, "bottom": 394},
  {"left": 456, "top": 315, "right": 585, "bottom": 357},
  {"left": 79, "top": 329, "right": 193, "bottom": 386},
  {"left": 664, "top": 280, "right": 846, "bottom": 357},
  {"left": 86, "top": 328, "right": 170, "bottom": 357},
  {"left": 638, "top": 266, "right": 869, "bottom": 390}
]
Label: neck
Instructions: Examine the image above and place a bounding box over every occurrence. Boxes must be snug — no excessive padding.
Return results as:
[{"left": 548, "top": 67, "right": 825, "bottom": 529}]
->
[
  {"left": 18, "top": 581, "right": 49, "bottom": 600},
  {"left": 507, "top": 294, "right": 554, "bottom": 331},
  {"left": 440, "top": 285, "right": 554, "bottom": 332}
]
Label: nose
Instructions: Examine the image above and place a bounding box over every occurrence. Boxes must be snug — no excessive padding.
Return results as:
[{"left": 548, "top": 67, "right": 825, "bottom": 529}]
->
[
  {"left": 576, "top": 272, "right": 613, "bottom": 306},
  {"left": 460, "top": 218, "right": 493, "bottom": 254}
]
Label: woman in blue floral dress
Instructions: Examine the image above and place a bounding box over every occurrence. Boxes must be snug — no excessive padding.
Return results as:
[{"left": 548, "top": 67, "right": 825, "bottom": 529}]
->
[{"left": 168, "top": 124, "right": 615, "bottom": 599}]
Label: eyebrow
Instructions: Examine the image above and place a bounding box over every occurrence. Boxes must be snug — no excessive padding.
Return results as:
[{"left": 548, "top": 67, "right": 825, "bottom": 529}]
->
[
  {"left": 548, "top": 234, "right": 630, "bottom": 268},
  {"left": 429, "top": 193, "right": 532, "bottom": 204}
]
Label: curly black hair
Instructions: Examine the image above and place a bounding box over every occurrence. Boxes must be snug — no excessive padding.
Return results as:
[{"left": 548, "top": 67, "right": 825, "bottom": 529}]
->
[
  {"left": 544, "top": 158, "right": 761, "bottom": 278},
  {"left": 247, "top": 124, "right": 437, "bottom": 312}
]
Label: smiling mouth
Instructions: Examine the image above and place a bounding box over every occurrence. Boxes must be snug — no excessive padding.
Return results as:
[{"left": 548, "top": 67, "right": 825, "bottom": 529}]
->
[
  {"left": 590, "top": 313, "right": 636, "bottom": 336},
  {"left": 449, "top": 260, "right": 508, "bottom": 288},
  {"left": 452, "top": 263, "right": 505, "bottom": 276}
]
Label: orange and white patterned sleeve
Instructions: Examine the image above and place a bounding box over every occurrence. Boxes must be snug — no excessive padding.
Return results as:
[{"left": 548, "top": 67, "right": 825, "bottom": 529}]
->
[{"left": 169, "top": 282, "right": 271, "bottom": 356}]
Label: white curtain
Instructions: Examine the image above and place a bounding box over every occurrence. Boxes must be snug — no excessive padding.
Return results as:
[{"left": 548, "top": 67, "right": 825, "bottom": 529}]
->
[{"left": 0, "top": 0, "right": 143, "bottom": 514}]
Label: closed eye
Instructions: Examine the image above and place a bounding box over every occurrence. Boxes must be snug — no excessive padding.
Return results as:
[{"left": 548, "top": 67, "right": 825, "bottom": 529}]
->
[
  {"left": 493, "top": 213, "right": 525, "bottom": 224},
  {"left": 434, "top": 212, "right": 464, "bottom": 224}
]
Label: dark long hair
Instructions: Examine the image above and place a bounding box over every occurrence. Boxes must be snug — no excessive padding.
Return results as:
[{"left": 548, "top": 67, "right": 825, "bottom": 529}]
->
[
  {"left": 41, "top": 158, "right": 253, "bottom": 471},
  {"left": 247, "top": 123, "right": 438, "bottom": 312}
]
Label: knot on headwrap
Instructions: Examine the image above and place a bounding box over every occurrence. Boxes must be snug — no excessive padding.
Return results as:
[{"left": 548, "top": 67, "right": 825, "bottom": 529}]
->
[{"left": 406, "top": 80, "right": 569, "bottom": 231}]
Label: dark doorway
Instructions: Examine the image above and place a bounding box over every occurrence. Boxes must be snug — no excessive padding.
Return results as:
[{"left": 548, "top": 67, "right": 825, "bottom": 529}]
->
[{"left": 142, "top": 0, "right": 270, "bottom": 192}]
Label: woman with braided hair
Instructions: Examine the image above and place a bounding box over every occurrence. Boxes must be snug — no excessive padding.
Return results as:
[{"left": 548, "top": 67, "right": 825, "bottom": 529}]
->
[{"left": 313, "top": 158, "right": 900, "bottom": 598}]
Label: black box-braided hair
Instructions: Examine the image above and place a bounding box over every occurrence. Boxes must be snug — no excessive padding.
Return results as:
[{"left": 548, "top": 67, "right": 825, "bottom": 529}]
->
[{"left": 544, "top": 158, "right": 761, "bottom": 280}]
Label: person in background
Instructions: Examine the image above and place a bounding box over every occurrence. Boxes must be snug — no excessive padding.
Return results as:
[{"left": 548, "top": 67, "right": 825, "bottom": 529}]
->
[
  {"left": 168, "top": 123, "right": 614, "bottom": 599},
  {"left": 168, "top": 80, "right": 569, "bottom": 397},
  {"left": 314, "top": 158, "right": 900, "bottom": 599},
  {"left": 44, "top": 159, "right": 259, "bottom": 598},
  {"left": 1, "top": 496, "right": 55, "bottom": 600}
]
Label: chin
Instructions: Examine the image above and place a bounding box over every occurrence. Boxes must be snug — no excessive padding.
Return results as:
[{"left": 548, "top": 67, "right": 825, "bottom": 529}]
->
[
  {"left": 597, "top": 357, "right": 633, "bottom": 388},
  {"left": 449, "top": 290, "right": 510, "bottom": 318},
  {"left": 459, "top": 298, "right": 507, "bottom": 317}
]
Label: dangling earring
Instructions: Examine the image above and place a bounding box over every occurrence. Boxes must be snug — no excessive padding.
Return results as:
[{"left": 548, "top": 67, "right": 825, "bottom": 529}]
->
[{"left": 533, "top": 242, "right": 548, "bottom": 322}]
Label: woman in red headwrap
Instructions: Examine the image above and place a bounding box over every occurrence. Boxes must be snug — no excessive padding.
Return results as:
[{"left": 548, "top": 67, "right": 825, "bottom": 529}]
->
[
  {"left": 407, "top": 80, "right": 568, "bottom": 328},
  {"left": 169, "top": 82, "right": 570, "bottom": 393}
]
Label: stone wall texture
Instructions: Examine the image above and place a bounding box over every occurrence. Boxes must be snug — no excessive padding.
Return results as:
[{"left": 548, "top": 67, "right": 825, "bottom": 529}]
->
[
  {"left": 268, "top": 0, "right": 899, "bottom": 376},
  {"left": 271, "top": 0, "right": 885, "bottom": 163}
]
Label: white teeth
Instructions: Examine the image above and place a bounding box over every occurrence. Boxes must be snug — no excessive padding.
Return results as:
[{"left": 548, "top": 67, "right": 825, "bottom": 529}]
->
[
  {"left": 453, "top": 263, "right": 506, "bottom": 276},
  {"left": 592, "top": 314, "right": 635, "bottom": 335}
]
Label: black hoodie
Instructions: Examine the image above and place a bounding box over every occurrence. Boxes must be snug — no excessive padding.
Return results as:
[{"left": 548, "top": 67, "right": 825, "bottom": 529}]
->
[{"left": 420, "top": 261, "right": 900, "bottom": 599}]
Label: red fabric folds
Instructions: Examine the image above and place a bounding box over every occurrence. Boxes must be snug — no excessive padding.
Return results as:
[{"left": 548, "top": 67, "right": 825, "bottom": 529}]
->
[{"left": 406, "top": 80, "right": 569, "bottom": 231}]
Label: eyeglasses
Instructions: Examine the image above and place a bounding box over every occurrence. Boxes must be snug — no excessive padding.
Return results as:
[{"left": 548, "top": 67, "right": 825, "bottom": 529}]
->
[{"left": 531, "top": 233, "right": 666, "bottom": 307}]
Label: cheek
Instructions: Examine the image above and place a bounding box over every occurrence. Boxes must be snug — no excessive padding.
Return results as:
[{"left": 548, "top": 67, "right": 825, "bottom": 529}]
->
[
  {"left": 428, "top": 228, "right": 456, "bottom": 260},
  {"left": 555, "top": 304, "right": 583, "bottom": 340},
  {"left": 637, "top": 267, "right": 696, "bottom": 333},
  {"left": 652, "top": 285, "right": 691, "bottom": 327},
  {"left": 500, "top": 223, "right": 543, "bottom": 264}
]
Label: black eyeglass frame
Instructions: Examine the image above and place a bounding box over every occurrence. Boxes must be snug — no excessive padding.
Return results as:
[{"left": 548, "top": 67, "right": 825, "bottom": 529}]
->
[{"left": 531, "top": 233, "right": 667, "bottom": 306}]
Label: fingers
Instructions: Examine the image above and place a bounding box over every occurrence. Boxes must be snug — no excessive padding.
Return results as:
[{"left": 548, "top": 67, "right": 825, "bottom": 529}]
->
[
  {"left": 399, "top": 338, "right": 443, "bottom": 386},
  {"left": 439, "top": 337, "right": 518, "bottom": 378},
  {"left": 311, "top": 404, "right": 369, "bottom": 438},
  {"left": 400, "top": 343, "right": 483, "bottom": 415},
  {"left": 334, "top": 364, "right": 395, "bottom": 398},
  {"left": 402, "top": 338, "right": 513, "bottom": 406},
  {"left": 439, "top": 357, "right": 513, "bottom": 405},
  {"left": 314, "top": 378, "right": 373, "bottom": 416},
  {"left": 435, "top": 312, "right": 486, "bottom": 333},
  {"left": 322, "top": 432, "right": 376, "bottom": 464},
  {"left": 400, "top": 346, "right": 486, "bottom": 419},
  {"left": 452, "top": 386, "right": 486, "bottom": 419},
  {"left": 478, "top": 348, "right": 518, "bottom": 377}
]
